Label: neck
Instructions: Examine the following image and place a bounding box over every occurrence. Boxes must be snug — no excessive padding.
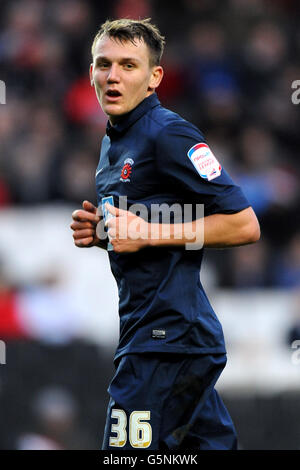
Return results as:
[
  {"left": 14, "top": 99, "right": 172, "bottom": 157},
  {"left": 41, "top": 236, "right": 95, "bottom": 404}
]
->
[{"left": 108, "top": 92, "right": 155, "bottom": 126}]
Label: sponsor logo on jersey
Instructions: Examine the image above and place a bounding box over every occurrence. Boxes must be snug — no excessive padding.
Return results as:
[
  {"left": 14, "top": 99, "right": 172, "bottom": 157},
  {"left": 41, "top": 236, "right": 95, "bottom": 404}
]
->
[
  {"left": 187, "top": 143, "right": 222, "bottom": 181},
  {"left": 120, "top": 158, "right": 134, "bottom": 182}
]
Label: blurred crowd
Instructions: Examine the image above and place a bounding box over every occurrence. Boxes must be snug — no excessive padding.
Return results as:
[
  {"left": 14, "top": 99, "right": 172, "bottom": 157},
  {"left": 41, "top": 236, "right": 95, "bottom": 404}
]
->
[
  {"left": 0, "top": 339, "right": 113, "bottom": 449},
  {"left": 0, "top": 0, "right": 299, "bottom": 289}
]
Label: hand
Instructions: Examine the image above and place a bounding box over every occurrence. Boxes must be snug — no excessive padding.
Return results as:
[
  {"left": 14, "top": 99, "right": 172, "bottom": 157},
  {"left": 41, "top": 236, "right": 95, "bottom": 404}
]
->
[
  {"left": 105, "top": 203, "right": 150, "bottom": 253},
  {"left": 70, "top": 200, "right": 106, "bottom": 249}
]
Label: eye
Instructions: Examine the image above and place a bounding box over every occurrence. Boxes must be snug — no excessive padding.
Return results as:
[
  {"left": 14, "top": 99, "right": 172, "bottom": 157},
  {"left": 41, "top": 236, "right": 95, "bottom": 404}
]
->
[
  {"left": 97, "top": 62, "right": 110, "bottom": 69},
  {"left": 124, "top": 63, "right": 134, "bottom": 69}
]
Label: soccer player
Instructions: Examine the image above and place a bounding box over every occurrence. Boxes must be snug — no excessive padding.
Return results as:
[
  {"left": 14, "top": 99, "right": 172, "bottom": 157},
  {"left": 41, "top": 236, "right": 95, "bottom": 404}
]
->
[{"left": 70, "top": 18, "right": 260, "bottom": 450}]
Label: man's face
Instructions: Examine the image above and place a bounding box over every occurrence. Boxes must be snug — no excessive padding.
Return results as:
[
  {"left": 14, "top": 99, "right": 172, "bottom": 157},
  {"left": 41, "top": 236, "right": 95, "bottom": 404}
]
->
[{"left": 90, "top": 35, "right": 163, "bottom": 124}]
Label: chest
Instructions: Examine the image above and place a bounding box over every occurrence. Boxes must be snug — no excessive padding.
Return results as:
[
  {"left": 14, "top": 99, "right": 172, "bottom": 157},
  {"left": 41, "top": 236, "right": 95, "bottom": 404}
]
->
[{"left": 95, "top": 133, "right": 162, "bottom": 203}]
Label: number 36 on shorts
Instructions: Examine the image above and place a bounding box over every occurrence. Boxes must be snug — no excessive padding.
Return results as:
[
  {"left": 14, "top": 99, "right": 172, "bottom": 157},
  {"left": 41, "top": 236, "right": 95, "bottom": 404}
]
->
[{"left": 109, "top": 409, "right": 152, "bottom": 448}]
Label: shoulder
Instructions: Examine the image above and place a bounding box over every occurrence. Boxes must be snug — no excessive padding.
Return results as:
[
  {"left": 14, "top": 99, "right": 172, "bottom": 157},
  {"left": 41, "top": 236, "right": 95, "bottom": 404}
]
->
[{"left": 146, "top": 104, "right": 205, "bottom": 142}]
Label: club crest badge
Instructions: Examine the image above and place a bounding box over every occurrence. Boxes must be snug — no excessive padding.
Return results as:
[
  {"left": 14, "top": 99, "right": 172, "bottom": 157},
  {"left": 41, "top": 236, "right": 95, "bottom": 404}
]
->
[
  {"left": 187, "top": 143, "right": 222, "bottom": 181},
  {"left": 120, "top": 158, "right": 134, "bottom": 182}
]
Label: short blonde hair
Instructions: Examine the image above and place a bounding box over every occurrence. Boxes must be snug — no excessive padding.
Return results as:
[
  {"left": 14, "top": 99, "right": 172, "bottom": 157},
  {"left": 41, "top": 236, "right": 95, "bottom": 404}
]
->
[{"left": 91, "top": 18, "right": 166, "bottom": 66}]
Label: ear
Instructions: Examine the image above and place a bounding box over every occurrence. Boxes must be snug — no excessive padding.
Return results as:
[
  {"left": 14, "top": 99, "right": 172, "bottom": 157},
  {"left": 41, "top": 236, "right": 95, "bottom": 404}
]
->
[
  {"left": 148, "top": 66, "right": 164, "bottom": 92},
  {"left": 89, "top": 63, "right": 94, "bottom": 86}
]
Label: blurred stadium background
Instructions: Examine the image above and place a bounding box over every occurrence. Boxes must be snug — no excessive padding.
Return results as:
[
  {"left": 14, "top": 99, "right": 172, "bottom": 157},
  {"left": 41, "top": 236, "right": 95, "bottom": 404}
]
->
[{"left": 0, "top": 0, "right": 300, "bottom": 450}]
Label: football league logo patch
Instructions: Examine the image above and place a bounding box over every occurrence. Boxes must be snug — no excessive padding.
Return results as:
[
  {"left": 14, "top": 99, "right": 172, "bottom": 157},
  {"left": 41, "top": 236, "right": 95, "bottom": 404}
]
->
[
  {"left": 187, "top": 143, "right": 222, "bottom": 181},
  {"left": 120, "top": 158, "right": 134, "bottom": 182}
]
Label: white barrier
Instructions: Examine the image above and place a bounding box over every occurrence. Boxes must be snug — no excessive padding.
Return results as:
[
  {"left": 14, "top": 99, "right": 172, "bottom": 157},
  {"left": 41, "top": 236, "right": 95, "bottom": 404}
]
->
[{"left": 0, "top": 206, "right": 299, "bottom": 391}]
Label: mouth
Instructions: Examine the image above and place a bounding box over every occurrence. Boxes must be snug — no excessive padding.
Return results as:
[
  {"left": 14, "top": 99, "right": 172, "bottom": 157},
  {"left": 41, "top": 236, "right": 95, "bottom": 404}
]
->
[{"left": 105, "top": 89, "right": 122, "bottom": 102}]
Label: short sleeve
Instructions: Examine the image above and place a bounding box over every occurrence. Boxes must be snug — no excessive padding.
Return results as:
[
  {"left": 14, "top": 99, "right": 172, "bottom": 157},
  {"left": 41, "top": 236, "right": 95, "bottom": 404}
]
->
[{"left": 155, "top": 121, "right": 250, "bottom": 215}]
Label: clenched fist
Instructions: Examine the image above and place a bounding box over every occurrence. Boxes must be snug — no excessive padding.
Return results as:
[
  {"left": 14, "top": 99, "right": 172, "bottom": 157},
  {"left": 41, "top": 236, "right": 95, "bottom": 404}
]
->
[{"left": 70, "top": 200, "right": 106, "bottom": 249}]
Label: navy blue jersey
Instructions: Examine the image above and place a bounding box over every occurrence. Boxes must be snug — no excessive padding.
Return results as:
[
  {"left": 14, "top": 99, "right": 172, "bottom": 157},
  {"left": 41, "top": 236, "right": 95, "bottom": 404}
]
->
[{"left": 95, "top": 93, "right": 250, "bottom": 362}]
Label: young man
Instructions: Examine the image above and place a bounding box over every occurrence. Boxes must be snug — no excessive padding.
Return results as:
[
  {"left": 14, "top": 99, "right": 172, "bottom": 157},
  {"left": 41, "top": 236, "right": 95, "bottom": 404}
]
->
[{"left": 70, "top": 18, "right": 260, "bottom": 450}]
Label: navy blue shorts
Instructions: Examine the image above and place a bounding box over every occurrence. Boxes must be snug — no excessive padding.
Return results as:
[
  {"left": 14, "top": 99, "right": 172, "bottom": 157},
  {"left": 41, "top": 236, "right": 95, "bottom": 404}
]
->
[{"left": 102, "top": 353, "right": 237, "bottom": 450}]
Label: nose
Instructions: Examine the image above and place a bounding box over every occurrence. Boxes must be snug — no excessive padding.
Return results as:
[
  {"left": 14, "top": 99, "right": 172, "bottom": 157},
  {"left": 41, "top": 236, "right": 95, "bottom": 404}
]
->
[{"left": 107, "top": 63, "right": 120, "bottom": 83}]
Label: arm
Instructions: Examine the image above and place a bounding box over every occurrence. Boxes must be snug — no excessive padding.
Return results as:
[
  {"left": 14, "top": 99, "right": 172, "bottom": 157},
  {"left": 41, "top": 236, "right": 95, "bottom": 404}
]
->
[
  {"left": 105, "top": 204, "right": 260, "bottom": 253},
  {"left": 149, "top": 206, "right": 260, "bottom": 249},
  {"left": 203, "top": 207, "right": 260, "bottom": 248}
]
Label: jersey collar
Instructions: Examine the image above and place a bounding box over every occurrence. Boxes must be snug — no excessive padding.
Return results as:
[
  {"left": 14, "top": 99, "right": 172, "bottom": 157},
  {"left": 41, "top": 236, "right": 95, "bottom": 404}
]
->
[{"left": 106, "top": 93, "right": 160, "bottom": 137}]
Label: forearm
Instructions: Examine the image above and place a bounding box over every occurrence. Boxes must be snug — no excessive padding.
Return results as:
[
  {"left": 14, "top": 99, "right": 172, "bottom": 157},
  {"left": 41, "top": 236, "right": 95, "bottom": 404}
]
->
[
  {"left": 201, "top": 210, "right": 260, "bottom": 248},
  {"left": 148, "top": 207, "right": 260, "bottom": 249}
]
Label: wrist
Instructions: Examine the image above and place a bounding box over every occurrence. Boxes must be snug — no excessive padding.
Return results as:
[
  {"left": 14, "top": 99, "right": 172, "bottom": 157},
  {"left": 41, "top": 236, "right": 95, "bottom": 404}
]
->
[
  {"left": 145, "top": 222, "right": 174, "bottom": 248},
  {"left": 95, "top": 237, "right": 108, "bottom": 250},
  {"left": 142, "top": 221, "right": 153, "bottom": 248}
]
